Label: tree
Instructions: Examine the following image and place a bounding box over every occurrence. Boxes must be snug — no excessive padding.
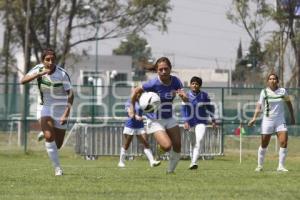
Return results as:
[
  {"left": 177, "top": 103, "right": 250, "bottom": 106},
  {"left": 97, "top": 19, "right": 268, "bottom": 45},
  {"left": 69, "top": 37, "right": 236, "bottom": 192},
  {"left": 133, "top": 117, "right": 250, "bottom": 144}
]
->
[
  {"left": 227, "top": 0, "right": 272, "bottom": 86},
  {"left": 227, "top": 0, "right": 300, "bottom": 87},
  {"left": 113, "top": 33, "right": 153, "bottom": 81},
  {"left": 232, "top": 40, "right": 264, "bottom": 86},
  {"left": 0, "top": 0, "right": 172, "bottom": 71}
]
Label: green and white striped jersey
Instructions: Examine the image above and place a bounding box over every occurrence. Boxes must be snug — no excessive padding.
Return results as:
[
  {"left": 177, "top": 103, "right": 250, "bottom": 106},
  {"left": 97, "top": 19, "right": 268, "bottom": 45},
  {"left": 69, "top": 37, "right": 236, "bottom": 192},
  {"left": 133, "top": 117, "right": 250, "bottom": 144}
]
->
[
  {"left": 258, "top": 87, "right": 288, "bottom": 118},
  {"left": 27, "top": 64, "right": 72, "bottom": 107}
]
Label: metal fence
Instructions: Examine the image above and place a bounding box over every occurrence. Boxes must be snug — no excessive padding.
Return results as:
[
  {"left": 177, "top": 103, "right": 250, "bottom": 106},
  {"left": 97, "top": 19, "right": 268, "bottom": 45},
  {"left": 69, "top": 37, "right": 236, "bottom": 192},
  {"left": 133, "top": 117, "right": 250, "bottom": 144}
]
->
[
  {"left": 1, "top": 83, "right": 300, "bottom": 153},
  {"left": 72, "top": 122, "right": 222, "bottom": 158}
]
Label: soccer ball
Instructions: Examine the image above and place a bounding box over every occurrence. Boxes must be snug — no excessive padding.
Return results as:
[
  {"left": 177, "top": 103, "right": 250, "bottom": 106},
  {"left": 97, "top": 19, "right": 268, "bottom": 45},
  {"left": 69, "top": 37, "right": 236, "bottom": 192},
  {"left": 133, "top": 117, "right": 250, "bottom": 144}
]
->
[{"left": 139, "top": 92, "right": 161, "bottom": 113}]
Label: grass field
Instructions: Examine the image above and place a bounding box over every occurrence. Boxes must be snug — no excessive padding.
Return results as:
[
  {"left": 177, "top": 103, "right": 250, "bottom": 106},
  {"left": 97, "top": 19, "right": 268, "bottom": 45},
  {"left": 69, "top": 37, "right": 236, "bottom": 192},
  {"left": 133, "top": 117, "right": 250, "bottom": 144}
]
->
[{"left": 1, "top": 145, "right": 300, "bottom": 200}]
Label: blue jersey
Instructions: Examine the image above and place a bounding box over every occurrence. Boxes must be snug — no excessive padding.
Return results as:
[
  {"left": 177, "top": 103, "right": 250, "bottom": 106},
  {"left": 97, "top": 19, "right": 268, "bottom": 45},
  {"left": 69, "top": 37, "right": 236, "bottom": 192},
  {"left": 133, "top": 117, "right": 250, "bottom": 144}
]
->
[
  {"left": 181, "top": 90, "right": 215, "bottom": 127},
  {"left": 124, "top": 99, "right": 144, "bottom": 129},
  {"left": 142, "top": 75, "right": 183, "bottom": 119}
]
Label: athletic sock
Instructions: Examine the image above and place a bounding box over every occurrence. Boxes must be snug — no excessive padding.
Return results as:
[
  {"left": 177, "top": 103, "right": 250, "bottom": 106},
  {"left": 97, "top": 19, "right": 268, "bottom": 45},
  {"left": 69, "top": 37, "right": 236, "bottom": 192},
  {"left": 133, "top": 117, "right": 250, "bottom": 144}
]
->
[
  {"left": 45, "top": 141, "right": 60, "bottom": 169},
  {"left": 279, "top": 147, "right": 287, "bottom": 167},
  {"left": 258, "top": 146, "right": 267, "bottom": 167},
  {"left": 119, "top": 147, "right": 126, "bottom": 163},
  {"left": 144, "top": 148, "right": 155, "bottom": 165},
  {"left": 167, "top": 150, "right": 180, "bottom": 173}
]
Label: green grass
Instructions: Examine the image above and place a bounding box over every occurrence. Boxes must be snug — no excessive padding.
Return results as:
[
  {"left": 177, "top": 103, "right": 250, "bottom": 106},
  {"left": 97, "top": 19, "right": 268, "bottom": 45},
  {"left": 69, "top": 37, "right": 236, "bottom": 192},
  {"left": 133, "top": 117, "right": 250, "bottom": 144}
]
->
[{"left": 1, "top": 148, "right": 300, "bottom": 200}]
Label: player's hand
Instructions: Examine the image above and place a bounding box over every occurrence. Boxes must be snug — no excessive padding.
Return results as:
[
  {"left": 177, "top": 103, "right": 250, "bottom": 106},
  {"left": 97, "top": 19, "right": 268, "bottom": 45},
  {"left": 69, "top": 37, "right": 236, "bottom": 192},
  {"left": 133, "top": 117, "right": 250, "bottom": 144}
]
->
[
  {"left": 248, "top": 118, "right": 256, "bottom": 127},
  {"left": 128, "top": 106, "right": 135, "bottom": 119},
  {"left": 135, "top": 115, "right": 143, "bottom": 121},
  {"left": 176, "top": 89, "right": 188, "bottom": 102},
  {"left": 183, "top": 122, "right": 190, "bottom": 130},
  {"left": 60, "top": 116, "right": 67, "bottom": 125},
  {"left": 212, "top": 121, "right": 217, "bottom": 129},
  {"left": 38, "top": 68, "right": 51, "bottom": 76},
  {"left": 291, "top": 117, "right": 296, "bottom": 125}
]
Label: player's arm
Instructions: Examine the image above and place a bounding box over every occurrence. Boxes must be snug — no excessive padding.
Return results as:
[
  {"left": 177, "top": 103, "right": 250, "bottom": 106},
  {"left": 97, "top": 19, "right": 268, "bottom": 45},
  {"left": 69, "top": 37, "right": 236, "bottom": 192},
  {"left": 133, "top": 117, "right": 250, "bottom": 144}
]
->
[
  {"left": 60, "top": 89, "right": 74, "bottom": 125},
  {"left": 20, "top": 68, "right": 50, "bottom": 84},
  {"left": 285, "top": 96, "right": 295, "bottom": 125},
  {"left": 248, "top": 103, "right": 261, "bottom": 127},
  {"left": 206, "top": 95, "right": 216, "bottom": 127},
  {"left": 177, "top": 89, "right": 189, "bottom": 102},
  {"left": 129, "top": 87, "right": 144, "bottom": 118},
  {"left": 181, "top": 102, "right": 190, "bottom": 130}
]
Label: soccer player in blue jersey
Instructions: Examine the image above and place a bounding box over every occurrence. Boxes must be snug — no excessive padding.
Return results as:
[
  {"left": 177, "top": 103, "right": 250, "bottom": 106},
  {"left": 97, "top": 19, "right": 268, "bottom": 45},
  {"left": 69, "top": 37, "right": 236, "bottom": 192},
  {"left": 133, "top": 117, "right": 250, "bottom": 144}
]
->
[
  {"left": 21, "top": 48, "right": 74, "bottom": 176},
  {"left": 130, "top": 57, "right": 188, "bottom": 173},
  {"left": 181, "top": 76, "right": 216, "bottom": 170},
  {"left": 118, "top": 98, "right": 161, "bottom": 168}
]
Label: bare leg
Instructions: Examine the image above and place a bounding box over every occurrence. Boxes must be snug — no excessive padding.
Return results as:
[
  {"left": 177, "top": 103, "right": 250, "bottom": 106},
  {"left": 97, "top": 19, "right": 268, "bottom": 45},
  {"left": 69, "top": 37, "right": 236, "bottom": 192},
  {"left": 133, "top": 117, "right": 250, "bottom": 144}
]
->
[{"left": 166, "top": 125, "right": 181, "bottom": 173}]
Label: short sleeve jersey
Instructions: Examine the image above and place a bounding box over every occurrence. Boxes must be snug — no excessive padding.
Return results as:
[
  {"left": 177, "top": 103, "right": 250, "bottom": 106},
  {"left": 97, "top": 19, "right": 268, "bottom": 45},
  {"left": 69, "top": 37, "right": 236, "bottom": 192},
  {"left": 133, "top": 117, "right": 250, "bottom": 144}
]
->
[
  {"left": 27, "top": 64, "right": 72, "bottom": 107},
  {"left": 142, "top": 75, "right": 183, "bottom": 119},
  {"left": 124, "top": 99, "right": 144, "bottom": 128},
  {"left": 182, "top": 90, "right": 214, "bottom": 127},
  {"left": 258, "top": 87, "right": 288, "bottom": 119}
]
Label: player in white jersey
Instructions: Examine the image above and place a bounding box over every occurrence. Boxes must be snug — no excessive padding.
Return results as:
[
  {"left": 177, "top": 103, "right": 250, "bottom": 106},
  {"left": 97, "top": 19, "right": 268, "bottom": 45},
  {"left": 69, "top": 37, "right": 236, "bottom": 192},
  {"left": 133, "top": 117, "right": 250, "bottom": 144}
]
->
[
  {"left": 248, "top": 73, "right": 295, "bottom": 172},
  {"left": 21, "top": 48, "right": 74, "bottom": 176}
]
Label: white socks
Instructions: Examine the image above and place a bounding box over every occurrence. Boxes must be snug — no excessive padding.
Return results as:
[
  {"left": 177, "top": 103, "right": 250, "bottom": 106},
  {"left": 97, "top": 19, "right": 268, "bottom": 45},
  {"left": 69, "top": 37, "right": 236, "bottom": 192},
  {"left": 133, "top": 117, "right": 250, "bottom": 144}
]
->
[
  {"left": 257, "top": 146, "right": 267, "bottom": 167},
  {"left": 144, "top": 148, "right": 155, "bottom": 165},
  {"left": 45, "top": 141, "right": 60, "bottom": 169},
  {"left": 257, "top": 146, "right": 288, "bottom": 169},
  {"left": 279, "top": 147, "right": 287, "bottom": 167},
  {"left": 119, "top": 147, "right": 126, "bottom": 163},
  {"left": 167, "top": 150, "right": 180, "bottom": 173}
]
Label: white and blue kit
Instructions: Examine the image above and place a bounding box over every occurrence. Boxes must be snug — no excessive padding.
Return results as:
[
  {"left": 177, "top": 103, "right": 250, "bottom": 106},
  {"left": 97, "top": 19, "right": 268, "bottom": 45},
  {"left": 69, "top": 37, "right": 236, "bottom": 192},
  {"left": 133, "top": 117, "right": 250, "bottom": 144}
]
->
[
  {"left": 123, "top": 100, "right": 145, "bottom": 135},
  {"left": 142, "top": 75, "right": 183, "bottom": 133},
  {"left": 181, "top": 90, "right": 215, "bottom": 127},
  {"left": 181, "top": 90, "right": 215, "bottom": 167}
]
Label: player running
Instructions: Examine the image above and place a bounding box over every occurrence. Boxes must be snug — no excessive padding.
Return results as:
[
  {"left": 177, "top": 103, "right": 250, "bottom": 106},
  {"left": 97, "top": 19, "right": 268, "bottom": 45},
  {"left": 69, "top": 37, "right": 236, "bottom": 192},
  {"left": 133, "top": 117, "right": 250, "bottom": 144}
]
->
[{"left": 21, "top": 48, "right": 74, "bottom": 176}]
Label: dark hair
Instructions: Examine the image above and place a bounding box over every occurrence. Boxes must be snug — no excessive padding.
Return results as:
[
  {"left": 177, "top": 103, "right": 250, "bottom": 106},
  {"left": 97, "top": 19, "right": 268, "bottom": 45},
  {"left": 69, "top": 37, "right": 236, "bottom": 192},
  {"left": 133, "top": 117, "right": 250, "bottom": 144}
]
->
[
  {"left": 190, "top": 76, "right": 202, "bottom": 86},
  {"left": 267, "top": 73, "right": 279, "bottom": 82},
  {"left": 154, "top": 57, "right": 172, "bottom": 70},
  {"left": 41, "top": 48, "right": 56, "bottom": 60}
]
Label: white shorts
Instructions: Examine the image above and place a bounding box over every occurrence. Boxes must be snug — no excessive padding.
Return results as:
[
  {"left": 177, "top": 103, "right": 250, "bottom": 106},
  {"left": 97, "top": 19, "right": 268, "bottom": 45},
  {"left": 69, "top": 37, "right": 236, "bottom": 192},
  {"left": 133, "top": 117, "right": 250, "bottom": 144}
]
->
[
  {"left": 261, "top": 117, "right": 287, "bottom": 134},
  {"left": 123, "top": 127, "right": 145, "bottom": 135},
  {"left": 40, "top": 105, "right": 68, "bottom": 130},
  {"left": 36, "top": 104, "right": 42, "bottom": 120},
  {"left": 146, "top": 117, "right": 178, "bottom": 134}
]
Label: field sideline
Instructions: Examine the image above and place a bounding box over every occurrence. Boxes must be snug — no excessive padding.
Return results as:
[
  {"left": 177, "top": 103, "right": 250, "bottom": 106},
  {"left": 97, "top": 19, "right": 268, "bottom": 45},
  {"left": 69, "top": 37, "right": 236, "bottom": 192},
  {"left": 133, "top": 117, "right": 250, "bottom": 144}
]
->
[{"left": 1, "top": 148, "right": 300, "bottom": 200}]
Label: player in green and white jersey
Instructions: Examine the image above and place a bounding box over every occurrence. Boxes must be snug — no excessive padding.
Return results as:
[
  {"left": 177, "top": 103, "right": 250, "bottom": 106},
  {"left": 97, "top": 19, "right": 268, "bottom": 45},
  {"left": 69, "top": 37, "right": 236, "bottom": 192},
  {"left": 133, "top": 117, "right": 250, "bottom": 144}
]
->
[
  {"left": 248, "top": 73, "right": 295, "bottom": 172},
  {"left": 21, "top": 48, "right": 74, "bottom": 176}
]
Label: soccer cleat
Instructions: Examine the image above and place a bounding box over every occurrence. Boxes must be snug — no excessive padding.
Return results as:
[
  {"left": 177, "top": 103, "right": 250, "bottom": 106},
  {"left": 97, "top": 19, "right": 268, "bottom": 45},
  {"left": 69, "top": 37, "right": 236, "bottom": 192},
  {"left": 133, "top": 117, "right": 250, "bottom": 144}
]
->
[
  {"left": 37, "top": 131, "right": 44, "bottom": 142},
  {"left": 189, "top": 164, "right": 198, "bottom": 170},
  {"left": 150, "top": 160, "right": 161, "bottom": 167},
  {"left": 277, "top": 166, "right": 288, "bottom": 172},
  {"left": 255, "top": 165, "right": 263, "bottom": 172},
  {"left": 55, "top": 167, "right": 63, "bottom": 176},
  {"left": 166, "top": 170, "right": 176, "bottom": 175},
  {"left": 118, "top": 161, "right": 125, "bottom": 168}
]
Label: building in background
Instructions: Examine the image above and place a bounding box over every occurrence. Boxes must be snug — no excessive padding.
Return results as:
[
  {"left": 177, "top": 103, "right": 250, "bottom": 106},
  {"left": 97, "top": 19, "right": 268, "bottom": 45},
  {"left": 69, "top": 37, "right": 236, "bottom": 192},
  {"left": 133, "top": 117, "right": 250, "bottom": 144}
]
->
[{"left": 145, "top": 68, "right": 229, "bottom": 88}]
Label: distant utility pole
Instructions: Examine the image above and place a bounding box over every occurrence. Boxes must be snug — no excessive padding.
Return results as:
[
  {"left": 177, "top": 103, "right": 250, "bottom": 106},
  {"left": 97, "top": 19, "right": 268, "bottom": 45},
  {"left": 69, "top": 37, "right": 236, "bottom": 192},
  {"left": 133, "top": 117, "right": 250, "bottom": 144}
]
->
[
  {"left": 3, "top": 0, "right": 11, "bottom": 124},
  {"left": 21, "top": 0, "right": 31, "bottom": 152}
]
